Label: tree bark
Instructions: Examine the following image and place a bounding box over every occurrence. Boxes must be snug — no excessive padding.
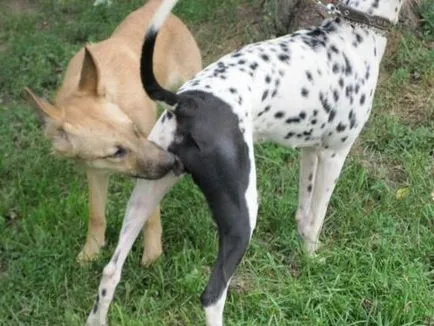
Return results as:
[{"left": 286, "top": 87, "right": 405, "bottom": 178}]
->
[
  {"left": 270, "top": 0, "right": 423, "bottom": 36},
  {"left": 273, "top": 0, "right": 301, "bottom": 35}
]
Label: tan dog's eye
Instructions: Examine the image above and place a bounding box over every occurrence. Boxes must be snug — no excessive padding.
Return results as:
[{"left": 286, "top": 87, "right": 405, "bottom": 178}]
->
[{"left": 110, "top": 146, "right": 127, "bottom": 158}]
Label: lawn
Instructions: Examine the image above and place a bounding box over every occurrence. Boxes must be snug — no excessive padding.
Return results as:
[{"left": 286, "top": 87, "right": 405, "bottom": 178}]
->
[{"left": 0, "top": 0, "right": 433, "bottom": 325}]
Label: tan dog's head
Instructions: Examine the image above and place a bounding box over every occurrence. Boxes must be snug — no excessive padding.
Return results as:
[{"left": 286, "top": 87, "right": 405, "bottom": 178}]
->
[{"left": 25, "top": 47, "right": 176, "bottom": 179}]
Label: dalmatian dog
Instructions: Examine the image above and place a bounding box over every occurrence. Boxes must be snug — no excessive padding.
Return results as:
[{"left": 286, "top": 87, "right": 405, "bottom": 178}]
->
[{"left": 86, "top": 0, "right": 406, "bottom": 325}]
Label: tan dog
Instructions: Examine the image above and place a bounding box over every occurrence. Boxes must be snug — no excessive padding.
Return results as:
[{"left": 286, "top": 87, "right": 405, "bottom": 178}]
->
[{"left": 25, "top": 0, "right": 201, "bottom": 266}]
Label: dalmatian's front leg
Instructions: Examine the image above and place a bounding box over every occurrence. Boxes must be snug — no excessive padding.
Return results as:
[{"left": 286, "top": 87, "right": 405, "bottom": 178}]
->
[
  {"left": 298, "top": 145, "right": 353, "bottom": 255},
  {"left": 296, "top": 147, "right": 318, "bottom": 247},
  {"left": 86, "top": 175, "right": 179, "bottom": 326}
]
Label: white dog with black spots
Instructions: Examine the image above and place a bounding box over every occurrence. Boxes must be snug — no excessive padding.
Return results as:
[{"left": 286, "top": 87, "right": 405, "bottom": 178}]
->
[{"left": 86, "top": 0, "right": 407, "bottom": 325}]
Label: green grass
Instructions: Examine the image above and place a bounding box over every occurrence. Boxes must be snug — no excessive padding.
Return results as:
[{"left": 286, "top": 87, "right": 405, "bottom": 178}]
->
[
  {"left": 419, "top": 0, "right": 434, "bottom": 40},
  {"left": 0, "top": 0, "right": 433, "bottom": 325}
]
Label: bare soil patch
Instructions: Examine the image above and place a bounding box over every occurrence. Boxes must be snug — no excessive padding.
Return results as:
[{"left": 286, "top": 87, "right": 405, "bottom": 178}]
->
[{"left": 351, "top": 141, "right": 408, "bottom": 187}]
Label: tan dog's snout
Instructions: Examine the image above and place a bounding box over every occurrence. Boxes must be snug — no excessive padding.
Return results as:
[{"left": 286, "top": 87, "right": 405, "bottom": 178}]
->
[{"left": 135, "top": 141, "right": 180, "bottom": 179}]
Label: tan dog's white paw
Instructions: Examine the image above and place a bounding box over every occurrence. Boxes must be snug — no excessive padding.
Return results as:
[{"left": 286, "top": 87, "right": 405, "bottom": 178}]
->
[
  {"left": 77, "top": 241, "right": 104, "bottom": 265},
  {"left": 141, "top": 244, "right": 162, "bottom": 267}
]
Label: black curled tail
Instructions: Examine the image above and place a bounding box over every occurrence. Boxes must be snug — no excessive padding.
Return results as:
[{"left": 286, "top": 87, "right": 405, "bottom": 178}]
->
[{"left": 140, "top": 5, "right": 179, "bottom": 106}]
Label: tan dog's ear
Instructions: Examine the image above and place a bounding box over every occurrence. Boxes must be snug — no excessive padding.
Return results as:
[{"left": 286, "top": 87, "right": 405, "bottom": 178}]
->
[
  {"left": 24, "top": 87, "right": 72, "bottom": 154},
  {"left": 24, "top": 87, "right": 64, "bottom": 124},
  {"left": 78, "top": 46, "right": 104, "bottom": 96}
]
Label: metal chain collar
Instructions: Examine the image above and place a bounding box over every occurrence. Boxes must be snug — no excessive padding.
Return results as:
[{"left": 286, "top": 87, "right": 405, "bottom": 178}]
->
[{"left": 315, "top": 0, "right": 394, "bottom": 35}]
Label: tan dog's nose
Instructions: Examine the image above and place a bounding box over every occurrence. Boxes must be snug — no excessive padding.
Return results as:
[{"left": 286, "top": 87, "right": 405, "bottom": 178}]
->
[
  {"left": 160, "top": 150, "right": 176, "bottom": 169},
  {"left": 158, "top": 151, "right": 184, "bottom": 176},
  {"left": 135, "top": 143, "right": 180, "bottom": 180}
]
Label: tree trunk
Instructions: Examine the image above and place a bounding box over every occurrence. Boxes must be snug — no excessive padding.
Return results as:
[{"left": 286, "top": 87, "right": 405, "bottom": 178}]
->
[
  {"left": 272, "top": 0, "right": 301, "bottom": 35},
  {"left": 270, "top": 0, "right": 424, "bottom": 36}
]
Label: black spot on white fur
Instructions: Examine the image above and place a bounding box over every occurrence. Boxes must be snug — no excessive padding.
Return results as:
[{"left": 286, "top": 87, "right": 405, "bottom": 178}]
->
[
  {"left": 261, "top": 54, "right": 270, "bottom": 61},
  {"left": 257, "top": 105, "right": 271, "bottom": 117},
  {"left": 278, "top": 54, "right": 290, "bottom": 62},
  {"left": 285, "top": 132, "right": 295, "bottom": 139},
  {"left": 343, "top": 54, "right": 353, "bottom": 75},
  {"left": 333, "top": 90, "right": 339, "bottom": 102},
  {"left": 275, "top": 111, "right": 285, "bottom": 118},
  {"left": 355, "top": 84, "right": 360, "bottom": 94},
  {"left": 330, "top": 45, "right": 339, "bottom": 54},
  {"left": 328, "top": 110, "right": 336, "bottom": 122},
  {"left": 286, "top": 117, "right": 301, "bottom": 124},
  {"left": 93, "top": 294, "right": 100, "bottom": 314},
  {"left": 332, "top": 63, "right": 339, "bottom": 73},
  {"left": 336, "top": 122, "right": 346, "bottom": 132},
  {"left": 319, "top": 92, "right": 332, "bottom": 113}
]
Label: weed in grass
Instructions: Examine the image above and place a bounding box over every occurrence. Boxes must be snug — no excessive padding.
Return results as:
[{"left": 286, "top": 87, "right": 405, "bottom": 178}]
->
[{"left": 419, "top": 0, "right": 434, "bottom": 40}]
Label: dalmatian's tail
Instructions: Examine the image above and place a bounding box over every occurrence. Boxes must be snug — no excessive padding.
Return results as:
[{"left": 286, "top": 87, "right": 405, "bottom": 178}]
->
[{"left": 140, "top": 0, "right": 180, "bottom": 107}]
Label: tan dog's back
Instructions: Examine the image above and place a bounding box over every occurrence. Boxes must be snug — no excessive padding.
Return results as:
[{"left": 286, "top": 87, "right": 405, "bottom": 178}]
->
[{"left": 58, "top": 0, "right": 201, "bottom": 135}]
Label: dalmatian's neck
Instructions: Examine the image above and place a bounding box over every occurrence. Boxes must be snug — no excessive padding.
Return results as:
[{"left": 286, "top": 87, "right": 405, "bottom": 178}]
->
[{"left": 344, "top": 0, "right": 405, "bottom": 23}]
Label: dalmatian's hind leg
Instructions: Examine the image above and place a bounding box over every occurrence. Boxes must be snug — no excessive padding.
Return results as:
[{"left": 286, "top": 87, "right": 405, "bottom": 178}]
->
[{"left": 198, "top": 137, "right": 258, "bottom": 326}]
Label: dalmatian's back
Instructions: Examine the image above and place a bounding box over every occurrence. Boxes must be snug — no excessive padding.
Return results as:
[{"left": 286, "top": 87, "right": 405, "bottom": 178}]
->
[{"left": 180, "top": 18, "right": 387, "bottom": 151}]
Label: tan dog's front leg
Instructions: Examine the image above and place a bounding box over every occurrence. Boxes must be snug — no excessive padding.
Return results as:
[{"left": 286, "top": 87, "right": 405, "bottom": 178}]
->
[
  {"left": 77, "top": 169, "right": 109, "bottom": 264},
  {"left": 141, "top": 206, "right": 163, "bottom": 266}
]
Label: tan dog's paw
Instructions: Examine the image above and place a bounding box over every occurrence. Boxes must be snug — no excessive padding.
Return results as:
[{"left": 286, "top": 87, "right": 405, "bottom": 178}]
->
[
  {"left": 77, "top": 241, "right": 105, "bottom": 265},
  {"left": 141, "top": 244, "right": 163, "bottom": 267}
]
